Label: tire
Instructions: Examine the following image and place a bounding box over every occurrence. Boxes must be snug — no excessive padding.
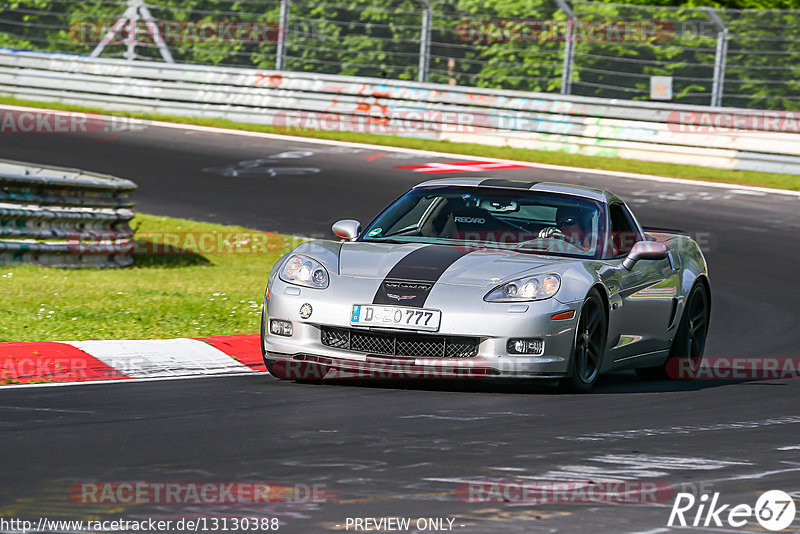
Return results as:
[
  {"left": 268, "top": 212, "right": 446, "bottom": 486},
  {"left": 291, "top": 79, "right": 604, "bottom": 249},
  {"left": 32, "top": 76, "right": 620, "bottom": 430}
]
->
[
  {"left": 635, "top": 282, "right": 710, "bottom": 381},
  {"left": 559, "top": 288, "right": 608, "bottom": 393},
  {"left": 667, "top": 282, "right": 710, "bottom": 379}
]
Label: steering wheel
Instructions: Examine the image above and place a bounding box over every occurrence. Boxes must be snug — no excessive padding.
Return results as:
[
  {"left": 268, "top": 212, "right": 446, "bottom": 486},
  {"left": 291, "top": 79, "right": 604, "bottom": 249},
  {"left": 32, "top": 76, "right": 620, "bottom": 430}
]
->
[
  {"left": 540, "top": 227, "right": 583, "bottom": 247},
  {"left": 516, "top": 227, "right": 583, "bottom": 252}
]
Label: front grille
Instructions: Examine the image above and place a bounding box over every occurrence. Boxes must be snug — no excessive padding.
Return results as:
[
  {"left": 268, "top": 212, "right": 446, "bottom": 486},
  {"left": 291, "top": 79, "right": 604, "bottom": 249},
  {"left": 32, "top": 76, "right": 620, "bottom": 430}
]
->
[{"left": 320, "top": 326, "right": 479, "bottom": 358}]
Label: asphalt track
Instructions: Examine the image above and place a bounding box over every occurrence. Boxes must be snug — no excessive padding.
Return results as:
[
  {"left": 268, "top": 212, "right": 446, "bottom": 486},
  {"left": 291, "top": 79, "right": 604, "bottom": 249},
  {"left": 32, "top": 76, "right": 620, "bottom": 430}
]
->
[{"left": 1, "top": 120, "right": 800, "bottom": 533}]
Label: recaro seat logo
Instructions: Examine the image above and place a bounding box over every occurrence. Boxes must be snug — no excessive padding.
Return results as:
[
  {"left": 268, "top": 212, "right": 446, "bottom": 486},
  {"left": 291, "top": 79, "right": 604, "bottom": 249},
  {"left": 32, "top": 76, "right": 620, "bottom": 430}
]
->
[
  {"left": 454, "top": 217, "right": 485, "bottom": 224},
  {"left": 668, "top": 490, "right": 796, "bottom": 531}
]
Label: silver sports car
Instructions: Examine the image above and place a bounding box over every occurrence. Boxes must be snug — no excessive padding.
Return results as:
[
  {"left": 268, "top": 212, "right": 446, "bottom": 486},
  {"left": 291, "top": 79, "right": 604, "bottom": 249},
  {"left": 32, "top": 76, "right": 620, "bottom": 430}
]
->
[{"left": 261, "top": 179, "right": 710, "bottom": 391}]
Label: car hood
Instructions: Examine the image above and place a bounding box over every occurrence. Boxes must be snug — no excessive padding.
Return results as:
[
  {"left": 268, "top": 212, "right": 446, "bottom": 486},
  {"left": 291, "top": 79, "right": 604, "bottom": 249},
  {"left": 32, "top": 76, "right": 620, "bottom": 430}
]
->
[{"left": 337, "top": 241, "right": 569, "bottom": 287}]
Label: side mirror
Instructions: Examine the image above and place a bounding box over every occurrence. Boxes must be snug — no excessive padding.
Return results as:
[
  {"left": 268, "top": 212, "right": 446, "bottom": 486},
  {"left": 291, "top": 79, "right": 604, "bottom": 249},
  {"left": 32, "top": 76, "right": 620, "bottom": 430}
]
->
[
  {"left": 332, "top": 219, "right": 361, "bottom": 241},
  {"left": 622, "top": 241, "right": 668, "bottom": 271}
]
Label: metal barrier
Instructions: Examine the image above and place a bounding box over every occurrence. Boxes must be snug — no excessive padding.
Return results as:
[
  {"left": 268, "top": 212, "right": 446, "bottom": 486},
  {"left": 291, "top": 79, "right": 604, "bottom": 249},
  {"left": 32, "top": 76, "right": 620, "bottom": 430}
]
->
[
  {"left": 1, "top": 50, "right": 799, "bottom": 175},
  {"left": 0, "top": 159, "right": 136, "bottom": 268}
]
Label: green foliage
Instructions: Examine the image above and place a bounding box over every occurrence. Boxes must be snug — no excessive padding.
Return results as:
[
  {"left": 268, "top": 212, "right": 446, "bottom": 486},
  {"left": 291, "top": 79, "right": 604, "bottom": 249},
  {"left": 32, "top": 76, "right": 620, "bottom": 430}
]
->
[
  {"left": 0, "top": 0, "right": 798, "bottom": 109},
  {"left": 0, "top": 0, "right": 281, "bottom": 64}
]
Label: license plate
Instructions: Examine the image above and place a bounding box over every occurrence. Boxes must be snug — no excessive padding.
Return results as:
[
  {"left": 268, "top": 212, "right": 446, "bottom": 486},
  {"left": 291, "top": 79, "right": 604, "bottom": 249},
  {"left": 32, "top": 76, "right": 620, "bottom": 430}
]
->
[{"left": 351, "top": 305, "right": 441, "bottom": 332}]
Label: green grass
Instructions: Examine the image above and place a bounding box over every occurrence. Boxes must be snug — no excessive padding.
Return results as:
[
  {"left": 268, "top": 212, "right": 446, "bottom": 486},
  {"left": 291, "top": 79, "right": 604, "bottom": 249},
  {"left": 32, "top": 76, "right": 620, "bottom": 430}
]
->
[
  {"left": 0, "top": 213, "right": 296, "bottom": 342},
  {"left": 2, "top": 94, "right": 798, "bottom": 192}
]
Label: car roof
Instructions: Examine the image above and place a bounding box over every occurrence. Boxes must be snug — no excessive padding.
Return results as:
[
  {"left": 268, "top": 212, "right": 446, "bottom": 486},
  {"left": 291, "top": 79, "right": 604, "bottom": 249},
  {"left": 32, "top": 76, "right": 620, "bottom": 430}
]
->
[{"left": 413, "top": 178, "right": 616, "bottom": 203}]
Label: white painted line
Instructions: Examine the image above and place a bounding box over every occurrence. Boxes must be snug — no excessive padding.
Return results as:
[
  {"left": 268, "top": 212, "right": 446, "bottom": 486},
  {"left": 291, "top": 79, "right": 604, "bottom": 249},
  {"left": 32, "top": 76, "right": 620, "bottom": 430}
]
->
[
  {"left": 627, "top": 528, "right": 671, "bottom": 534},
  {"left": 560, "top": 415, "right": 800, "bottom": 442},
  {"left": 423, "top": 477, "right": 595, "bottom": 489},
  {"left": 0, "top": 405, "right": 96, "bottom": 414},
  {"left": 66, "top": 338, "right": 253, "bottom": 378},
  {"left": 593, "top": 454, "right": 752, "bottom": 470},
  {"left": 691, "top": 465, "right": 800, "bottom": 485},
  {"left": 534, "top": 466, "right": 664, "bottom": 481},
  {"left": 487, "top": 467, "right": 527, "bottom": 472},
  {"left": 1, "top": 103, "right": 799, "bottom": 198},
  {"left": 778, "top": 445, "right": 800, "bottom": 450},
  {"left": 0, "top": 371, "right": 263, "bottom": 390}
]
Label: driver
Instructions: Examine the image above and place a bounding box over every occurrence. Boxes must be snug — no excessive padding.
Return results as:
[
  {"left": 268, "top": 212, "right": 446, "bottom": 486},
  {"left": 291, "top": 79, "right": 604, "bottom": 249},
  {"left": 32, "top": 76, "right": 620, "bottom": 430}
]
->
[{"left": 538, "top": 206, "right": 594, "bottom": 253}]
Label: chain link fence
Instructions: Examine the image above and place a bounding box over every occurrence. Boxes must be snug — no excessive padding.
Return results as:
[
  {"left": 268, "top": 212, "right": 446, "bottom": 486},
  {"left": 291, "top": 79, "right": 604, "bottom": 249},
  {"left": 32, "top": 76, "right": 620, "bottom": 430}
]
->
[{"left": 1, "top": 0, "right": 798, "bottom": 110}]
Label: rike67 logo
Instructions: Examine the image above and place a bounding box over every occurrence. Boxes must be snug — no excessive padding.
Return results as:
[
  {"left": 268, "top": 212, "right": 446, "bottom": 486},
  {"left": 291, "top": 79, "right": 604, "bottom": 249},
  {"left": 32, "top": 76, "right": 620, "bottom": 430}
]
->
[{"left": 668, "top": 490, "right": 796, "bottom": 531}]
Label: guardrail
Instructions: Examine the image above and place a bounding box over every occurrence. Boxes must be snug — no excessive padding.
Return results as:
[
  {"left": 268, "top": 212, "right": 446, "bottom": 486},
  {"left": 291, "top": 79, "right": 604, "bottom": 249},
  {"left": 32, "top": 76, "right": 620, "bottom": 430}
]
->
[
  {"left": 1, "top": 50, "right": 799, "bottom": 175},
  {"left": 0, "top": 158, "right": 136, "bottom": 268}
]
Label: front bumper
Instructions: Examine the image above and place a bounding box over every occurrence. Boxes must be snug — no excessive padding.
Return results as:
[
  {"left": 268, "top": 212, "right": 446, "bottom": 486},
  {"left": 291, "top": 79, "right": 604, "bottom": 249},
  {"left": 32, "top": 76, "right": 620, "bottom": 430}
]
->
[{"left": 263, "top": 279, "right": 581, "bottom": 380}]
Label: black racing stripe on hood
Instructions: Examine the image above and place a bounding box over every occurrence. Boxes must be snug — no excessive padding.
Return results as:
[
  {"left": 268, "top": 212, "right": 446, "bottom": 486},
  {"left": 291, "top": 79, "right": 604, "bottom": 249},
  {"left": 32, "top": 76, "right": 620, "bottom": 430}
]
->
[
  {"left": 372, "top": 245, "right": 472, "bottom": 306},
  {"left": 478, "top": 178, "right": 538, "bottom": 188}
]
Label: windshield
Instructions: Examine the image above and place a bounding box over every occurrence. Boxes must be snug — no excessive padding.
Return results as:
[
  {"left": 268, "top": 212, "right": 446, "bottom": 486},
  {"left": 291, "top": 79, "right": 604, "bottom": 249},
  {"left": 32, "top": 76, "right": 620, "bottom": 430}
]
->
[{"left": 360, "top": 187, "right": 605, "bottom": 258}]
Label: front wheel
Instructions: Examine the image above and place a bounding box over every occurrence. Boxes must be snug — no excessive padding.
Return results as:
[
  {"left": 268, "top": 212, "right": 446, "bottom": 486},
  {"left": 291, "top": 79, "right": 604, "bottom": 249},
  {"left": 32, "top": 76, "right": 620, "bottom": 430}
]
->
[{"left": 559, "top": 289, "right": 607, "bottom": 393}]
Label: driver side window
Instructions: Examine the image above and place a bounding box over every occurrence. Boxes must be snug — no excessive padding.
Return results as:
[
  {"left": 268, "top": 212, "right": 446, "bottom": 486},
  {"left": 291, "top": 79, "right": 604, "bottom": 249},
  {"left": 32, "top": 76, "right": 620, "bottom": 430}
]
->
[{"left": 609, "top": 204, "right": 638, "bottom": 257}]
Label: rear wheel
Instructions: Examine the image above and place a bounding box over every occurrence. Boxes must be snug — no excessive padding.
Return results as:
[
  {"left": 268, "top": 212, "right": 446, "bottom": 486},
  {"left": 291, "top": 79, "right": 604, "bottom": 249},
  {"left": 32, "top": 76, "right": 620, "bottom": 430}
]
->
[
  {"left": 636, "top": 282, "right": 710, "bottom": 380},
  {"left": 559, "top": 289, "right": 607, "bottom": 393},
  {"left": 669, "top": 282, "right": 710, "bottom": 378}
]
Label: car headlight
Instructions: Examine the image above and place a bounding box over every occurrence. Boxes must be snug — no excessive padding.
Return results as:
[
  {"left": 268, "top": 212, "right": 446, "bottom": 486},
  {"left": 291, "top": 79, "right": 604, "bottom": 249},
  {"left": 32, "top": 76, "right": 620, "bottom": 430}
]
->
[
  {"left": 279, "top": 254, "right": 329, "bottom": 289},
  {"left": 484, "top": 274, "right": 561, "bottom": 302}
]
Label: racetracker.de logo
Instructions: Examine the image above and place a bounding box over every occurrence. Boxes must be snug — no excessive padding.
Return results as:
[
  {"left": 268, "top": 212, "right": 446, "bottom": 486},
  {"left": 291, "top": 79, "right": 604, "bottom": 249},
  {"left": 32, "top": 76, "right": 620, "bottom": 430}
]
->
[
  {"left": 667, "top": 110, "right": 800, "bottom": 134},
  {"left": 268, "top": 358, "right": 494, "bottom": 380},
  {"left": 0, "top": 110, "right": 145, "bottom": 135},
  {"left": 67, "top": 232, "right": 290, "bottom": 255},
  {"left": 69, "top": 20, "right": 280, "bottom": 44},
  {"left": 272, "top": 110, "right": 492, "bottom": 135},
  {"left": 457, "top": 480, "right": 675, "bottom": 504},
  {"left": 69, "top": 482, "right": 336, "bottom": 505},
  {"left": 667, "top": 357, "right": 800, "bottom": 380},
  {"left": 0, "top": 358, "right": 122, "bottom": 382},
  {"left": 455, "top": 19, "right": 674, "bottom": 43}
]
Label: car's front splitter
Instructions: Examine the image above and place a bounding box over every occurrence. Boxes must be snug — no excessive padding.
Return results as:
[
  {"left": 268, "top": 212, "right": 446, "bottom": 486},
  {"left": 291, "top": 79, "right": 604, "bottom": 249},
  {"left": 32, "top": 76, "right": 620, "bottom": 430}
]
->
[{"left": 264, "top": 351, "right": 568, "bottom": 381}]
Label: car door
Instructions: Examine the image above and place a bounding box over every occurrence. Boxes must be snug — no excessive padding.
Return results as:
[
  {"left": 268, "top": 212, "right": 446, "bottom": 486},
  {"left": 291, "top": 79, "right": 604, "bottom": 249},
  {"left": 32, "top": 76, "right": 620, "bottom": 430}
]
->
[{"left": 604, "top": 203, "right": 676, "bottom": 361}]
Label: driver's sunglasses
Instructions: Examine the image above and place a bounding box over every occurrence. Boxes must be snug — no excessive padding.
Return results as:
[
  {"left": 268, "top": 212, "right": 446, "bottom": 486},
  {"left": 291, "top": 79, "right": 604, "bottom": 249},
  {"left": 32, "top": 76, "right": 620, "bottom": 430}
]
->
[{"left": 557, "top": 217, "right": 579, "bottom": 227}]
